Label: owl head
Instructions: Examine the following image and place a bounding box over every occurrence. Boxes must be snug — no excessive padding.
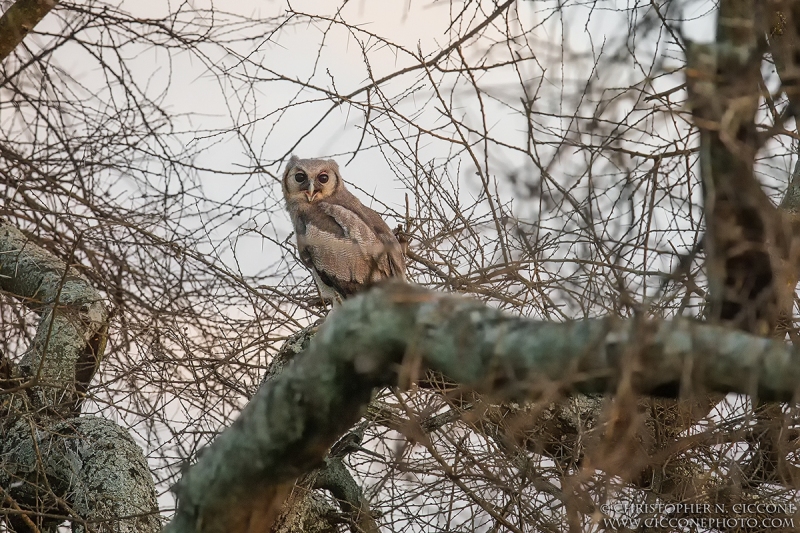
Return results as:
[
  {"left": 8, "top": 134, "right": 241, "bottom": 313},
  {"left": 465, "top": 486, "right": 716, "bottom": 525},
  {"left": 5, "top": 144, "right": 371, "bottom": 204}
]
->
[{"left": 282, "top": 155, "right": 343, "bottom": 205}]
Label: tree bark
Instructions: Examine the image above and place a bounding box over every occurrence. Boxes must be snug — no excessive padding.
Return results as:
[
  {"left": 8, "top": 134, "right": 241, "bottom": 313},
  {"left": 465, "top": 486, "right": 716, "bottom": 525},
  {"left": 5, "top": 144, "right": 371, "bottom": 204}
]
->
[
  {"left": 263, "top": 326, "right": 381, "bottom": 533},
  {"left": 682, "top": 0, "right": 800, "bottom": 493},
  {"left": 0, "top": 0, "right": 57, "bottom": 62},
  {"left": 166, "top": 282, "right": 800, "bottom": 533},
  {"left": 686, "top": 0, "right": 797, "bottom": 335},
  {"left": 1, "top": 416, "right": 161, "bottom": 533},
  {"left": 0, "top": 219, "right": 107, "bottom": 414},
  {"left": 0, "top": 219, "right": 158, "bottom": 532}
]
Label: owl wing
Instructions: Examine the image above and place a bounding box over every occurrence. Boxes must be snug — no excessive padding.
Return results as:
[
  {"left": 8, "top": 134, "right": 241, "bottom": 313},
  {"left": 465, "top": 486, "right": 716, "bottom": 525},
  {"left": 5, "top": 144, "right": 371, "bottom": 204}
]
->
[
  {"left": 320, "top": 200, "right": 406, "bottom": 280},
  {"left": 295, "top": 199, "right": 404, "bottom": 298},
  {"left": 339, "top": 200, "right": 407, "bottom": 280}
]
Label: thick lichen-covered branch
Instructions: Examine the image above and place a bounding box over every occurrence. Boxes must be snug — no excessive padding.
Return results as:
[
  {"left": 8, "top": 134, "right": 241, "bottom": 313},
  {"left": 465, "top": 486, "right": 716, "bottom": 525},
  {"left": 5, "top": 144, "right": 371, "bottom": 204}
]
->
[
  {"left": 0, "top": 416, "right": 161, "bottom": 533},
  {"left": 166, "top": 282, "right": 800, "bottom": 533},
  {"left": 0, "top": 219, "right": 158, "bottom": 532},
  {"left": 262, "top": 327, "right": 380, "bottom": 533},
  {"left": 0, "top": 220, "right": 107, "bottom": 413}
]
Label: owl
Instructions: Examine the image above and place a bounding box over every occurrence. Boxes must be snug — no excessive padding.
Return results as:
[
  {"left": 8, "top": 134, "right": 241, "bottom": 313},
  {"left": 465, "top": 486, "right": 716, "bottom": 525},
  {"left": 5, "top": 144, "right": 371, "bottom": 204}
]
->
[{"left": 282, "top": 155, "right": 406, "bottom": 303}]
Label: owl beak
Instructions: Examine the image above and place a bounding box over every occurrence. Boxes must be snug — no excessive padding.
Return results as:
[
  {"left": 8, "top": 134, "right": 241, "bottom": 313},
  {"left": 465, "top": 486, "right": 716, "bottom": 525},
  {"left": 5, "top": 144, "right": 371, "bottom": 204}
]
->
[{"left": 305, "top": 182, "right": 317, "bottom": 202}]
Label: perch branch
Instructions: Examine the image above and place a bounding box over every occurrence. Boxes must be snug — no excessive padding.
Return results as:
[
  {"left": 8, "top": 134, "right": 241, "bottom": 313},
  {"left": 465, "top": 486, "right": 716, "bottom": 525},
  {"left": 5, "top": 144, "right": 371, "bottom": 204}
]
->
[{"left": 166, "top": 282, "right": 800, "bottom": 533}]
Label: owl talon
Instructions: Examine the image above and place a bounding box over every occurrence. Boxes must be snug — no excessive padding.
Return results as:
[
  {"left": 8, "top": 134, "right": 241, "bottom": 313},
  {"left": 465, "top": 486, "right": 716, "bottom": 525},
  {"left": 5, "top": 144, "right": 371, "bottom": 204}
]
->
[{"left": 306, "top": 296, "right": 328, "bottom": 308}]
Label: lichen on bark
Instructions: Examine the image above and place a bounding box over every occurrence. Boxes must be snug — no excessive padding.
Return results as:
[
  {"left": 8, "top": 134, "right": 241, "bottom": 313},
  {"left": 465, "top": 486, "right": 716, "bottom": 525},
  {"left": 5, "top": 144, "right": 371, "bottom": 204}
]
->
[
  {"left": 167, "top": 282, "right": 800, "bottom": 533},
  {"left": 0, "top": 219, "right": 158, "bottom": 532}
]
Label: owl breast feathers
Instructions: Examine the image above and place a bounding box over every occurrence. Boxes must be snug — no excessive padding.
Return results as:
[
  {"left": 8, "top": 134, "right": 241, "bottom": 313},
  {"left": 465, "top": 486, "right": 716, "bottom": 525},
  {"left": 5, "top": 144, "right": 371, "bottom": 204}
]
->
[{"left": 282, "top": 155, "right": 406, "bottom": 302}]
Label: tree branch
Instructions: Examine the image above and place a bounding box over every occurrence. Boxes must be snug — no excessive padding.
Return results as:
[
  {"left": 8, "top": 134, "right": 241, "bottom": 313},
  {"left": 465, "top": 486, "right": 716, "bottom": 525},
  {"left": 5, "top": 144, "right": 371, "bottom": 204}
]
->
[
  {"left": 0, "top": 0, "right": 57, "bottom": 62},
  {"left": 313, "top": 456, "right": 380, "bottom": 533},
  {"left": 166, "top": 282, "right": 800, "bottom": 533},
  {"left": 685, "top": 1, "right": 793, "bottom": 335},
  {"left": 0, "top": 220, "right": 107, "bottom": 414},
  {"left": 0, "top": 416, "right": 160, "bottom": 533},
  {"left": 0, "top": 219, "right": 158, "bottom": 532}
]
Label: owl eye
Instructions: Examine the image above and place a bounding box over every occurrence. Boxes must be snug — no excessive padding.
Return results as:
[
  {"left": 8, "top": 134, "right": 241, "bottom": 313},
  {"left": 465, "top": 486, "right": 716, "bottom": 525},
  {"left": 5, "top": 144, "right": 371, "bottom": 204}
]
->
[
  {"left": 317, "top": 173, "right": 329, "bottom": 184},
  {"left": 294, "top": 172, "right": 307, "bottom": 183}
]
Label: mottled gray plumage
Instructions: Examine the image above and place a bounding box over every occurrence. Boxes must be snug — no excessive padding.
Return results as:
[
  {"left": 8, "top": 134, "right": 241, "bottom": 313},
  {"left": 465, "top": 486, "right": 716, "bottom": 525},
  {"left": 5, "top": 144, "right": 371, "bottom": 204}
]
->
[{"left": 282, "top": 155, "right": 406, "bottom": 302}]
